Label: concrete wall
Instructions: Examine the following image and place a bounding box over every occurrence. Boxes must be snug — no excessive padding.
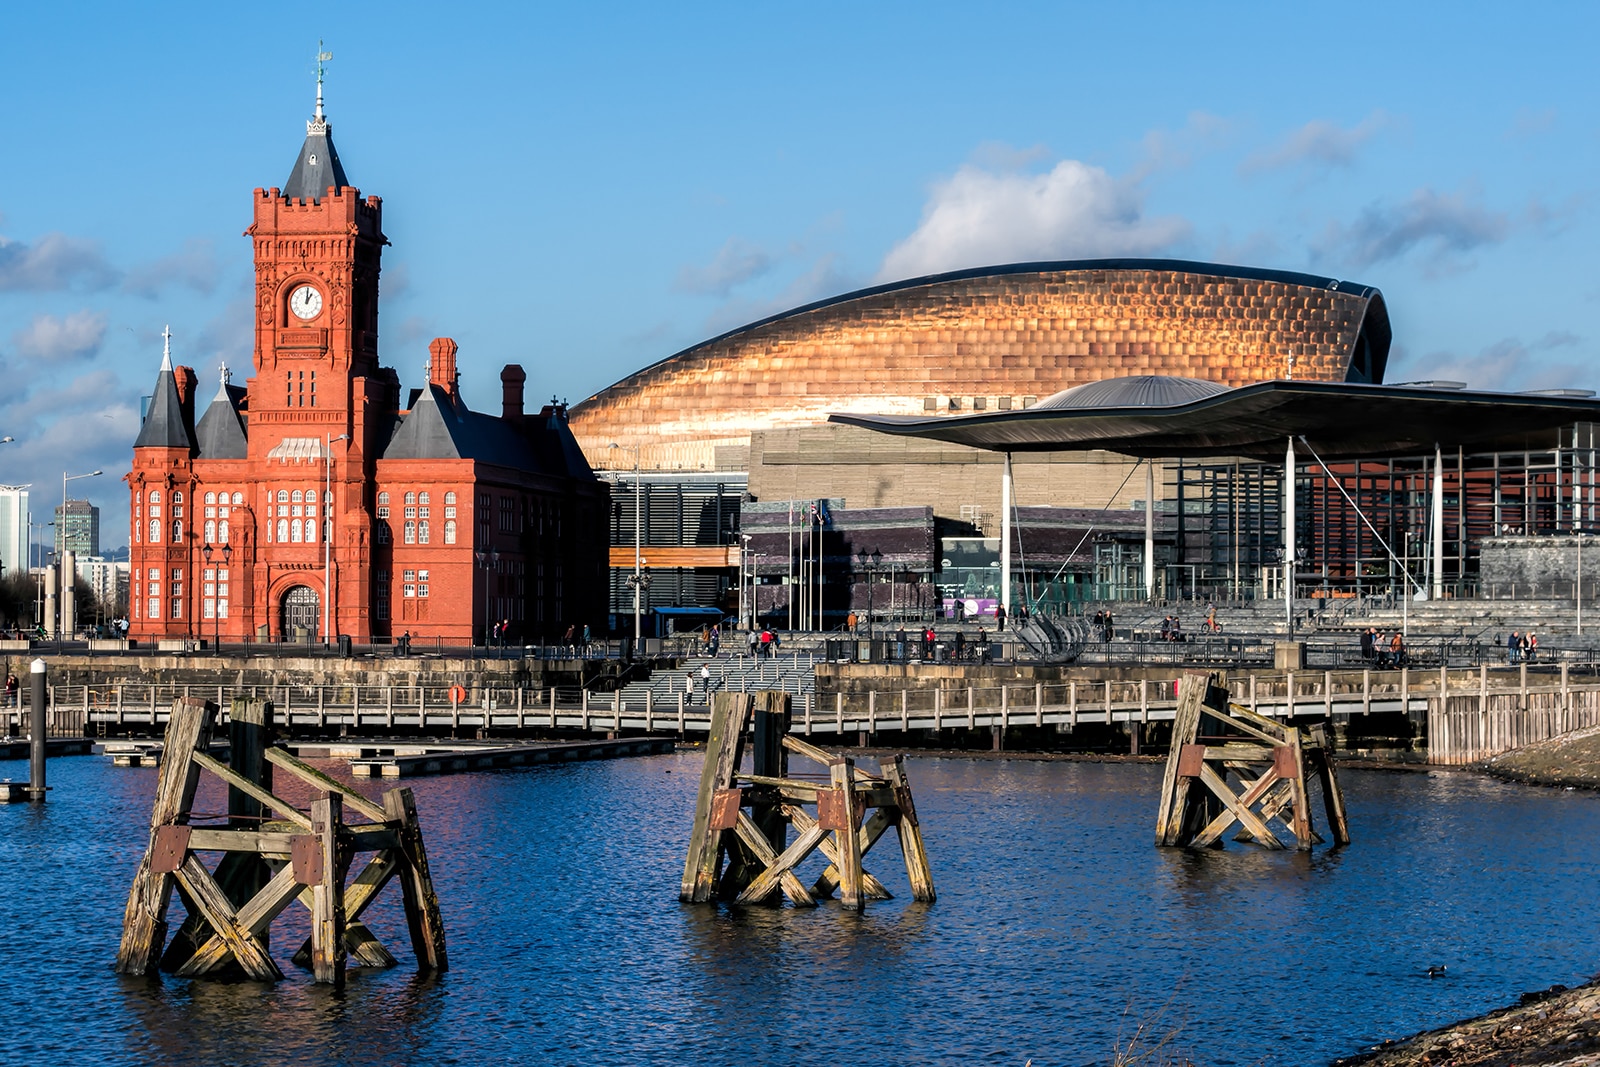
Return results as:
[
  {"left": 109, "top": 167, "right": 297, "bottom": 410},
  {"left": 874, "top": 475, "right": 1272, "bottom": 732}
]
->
[{"left": 1479, "top": 535, "right": 1598, "bottom": 598}]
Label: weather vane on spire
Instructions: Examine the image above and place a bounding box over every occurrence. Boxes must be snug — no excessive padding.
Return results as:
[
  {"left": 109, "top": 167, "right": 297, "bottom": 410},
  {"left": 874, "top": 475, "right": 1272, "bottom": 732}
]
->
[
  {"left": 314, "top": 40, "right": 332, "bottom": 122},
  {"left": 161, "top": 325, "right": 173, "bottom": 371}
]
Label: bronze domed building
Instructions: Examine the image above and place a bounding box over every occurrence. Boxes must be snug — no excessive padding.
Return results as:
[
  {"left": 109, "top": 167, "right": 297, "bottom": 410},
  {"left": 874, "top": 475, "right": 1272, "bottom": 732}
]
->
[{"left": 570, "top": 259, "right": 1391, "bottom": 473}]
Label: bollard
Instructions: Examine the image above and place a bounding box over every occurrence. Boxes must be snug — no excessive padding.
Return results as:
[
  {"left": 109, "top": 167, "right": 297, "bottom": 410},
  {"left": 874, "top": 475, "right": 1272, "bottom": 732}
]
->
[{"left": 29, "top": 658, "right": 46, "bottom": 800}]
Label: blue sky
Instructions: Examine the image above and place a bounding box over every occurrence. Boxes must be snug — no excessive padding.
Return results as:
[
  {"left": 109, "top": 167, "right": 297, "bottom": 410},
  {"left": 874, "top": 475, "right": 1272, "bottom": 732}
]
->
[{"left": 2, "top": 2, "right": 1596, "bottom": 549}]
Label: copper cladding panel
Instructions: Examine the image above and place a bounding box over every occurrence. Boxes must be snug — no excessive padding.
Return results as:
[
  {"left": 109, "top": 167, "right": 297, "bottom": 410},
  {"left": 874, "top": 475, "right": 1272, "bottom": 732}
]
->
[{"left": 572, "top": 267, "right": 1374, "bottom": 471}]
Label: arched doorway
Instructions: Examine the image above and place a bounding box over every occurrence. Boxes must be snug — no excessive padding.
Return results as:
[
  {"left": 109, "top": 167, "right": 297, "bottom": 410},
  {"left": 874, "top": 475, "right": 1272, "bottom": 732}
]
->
[{"left": 281, "top": 585, "right": 320, "bottom": 639}]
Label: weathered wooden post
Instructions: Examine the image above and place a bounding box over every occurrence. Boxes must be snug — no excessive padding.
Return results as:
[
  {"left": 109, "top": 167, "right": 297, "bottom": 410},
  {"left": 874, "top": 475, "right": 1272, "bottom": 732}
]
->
[
  {"left": 1155, "top": 670, "right": 1349, "bottom": 852},
  {"left": 28, "top": 658, "right": 47, "bottom": 800}
]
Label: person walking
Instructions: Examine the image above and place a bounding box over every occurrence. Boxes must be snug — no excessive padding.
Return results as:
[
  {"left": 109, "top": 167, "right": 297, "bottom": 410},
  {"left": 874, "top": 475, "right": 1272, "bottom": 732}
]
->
[
  {"left": 748, "top": 629, "right": 759, "bottom": 658},
  {"left": 1102, "top": 609, "right": 1115, "bottom": 642},
  {"left": 700, "top": 663, "right": 711, "bottom": 698},
  {"left": 685, "top": 671, "right": 696, "bottom": 705},
  {"left": 1507, "top": 631, "right": 1520, "bottom": 665},
  {"left": 996, "top": 604, "right": 1007, "bottom": 631},
  {"left": 1528, "top": 632, "right": 1539, "bottom": 664},
  {"left": 4, "top": 673, "right": 15, "bottom": 709}
]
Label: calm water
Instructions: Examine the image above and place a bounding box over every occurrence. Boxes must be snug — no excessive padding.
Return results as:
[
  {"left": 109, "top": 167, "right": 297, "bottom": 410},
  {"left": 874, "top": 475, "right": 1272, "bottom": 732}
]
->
[{"left": 1, "top": 750, "right": 1597, "bottom": 1066}]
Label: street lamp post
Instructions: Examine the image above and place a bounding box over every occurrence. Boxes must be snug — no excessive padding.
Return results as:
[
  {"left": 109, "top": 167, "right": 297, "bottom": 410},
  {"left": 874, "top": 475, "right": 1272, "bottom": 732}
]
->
[
  {"left": 323, "top": 433, "right": 348, "bottom": 645},
  {"left": 740, "top": 533, "right": 753, "bottom": 631},
  {"left": 60, "top": 469, "right": 101, "bottom": 638},
  {"left": 856, "top": 549, "right": 882, "bottom": 641},
  {"left": 202, "top": 543, "right": 232, "bottom": 651},
  {"left": 608, "top": 443, "right": 644, "bottom": 652},
  {"left": 475, "top": 546, "right": 500, "bottom": 649}
]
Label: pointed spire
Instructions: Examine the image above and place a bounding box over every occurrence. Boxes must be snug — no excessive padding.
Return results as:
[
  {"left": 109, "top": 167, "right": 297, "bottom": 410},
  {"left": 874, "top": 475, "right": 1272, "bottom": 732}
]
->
[
  {"left": 213, "top": 360, "right": 231, "bottom": 402},
  {"left": 315, "top": 40, "right": 331, "bottom": 125},
  {"left": 135, "top": 328, "right": 195, "bottom": 451},
  {"left": 196, "top": 359, "right": 247, "bottom": 459},
  {"left": 284, "top": 41, "right": 350, "bottom": 202}
]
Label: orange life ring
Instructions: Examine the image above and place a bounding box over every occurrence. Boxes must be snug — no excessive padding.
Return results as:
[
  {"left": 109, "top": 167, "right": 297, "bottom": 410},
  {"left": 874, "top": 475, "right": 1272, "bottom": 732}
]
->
[{"left": 449, "top": 684, "right": 468, "bottom": 704}]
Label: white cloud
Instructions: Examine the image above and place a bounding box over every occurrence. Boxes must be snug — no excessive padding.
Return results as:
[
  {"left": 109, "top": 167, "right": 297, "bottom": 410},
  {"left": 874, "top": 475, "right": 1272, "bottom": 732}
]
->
[
  {"left": 1390, "top": 337, "right": 1596, "bottom": 393},
  {"left": 877, "top": 159, "right": 1190, "bottom": 283},
  {"left": 10, "top": 310, "right": 107, "bottom": 363},
  {"left": 0, "top": 231, "right": 116, "bottom": 291},
  {"left": 1311, "top": 187, "right": 1509, "bottom": 271},
  {"left": 674, "top": 238, "right": 774, "bottom": 296},
  {"left": 1242, "top": 112, "right": 1391, "bottom": 175},
  {"left": 122, "top": 239, "right": 222, "bottom": 298},
  {"left": 703, "top": 253, "right": 856, "bottom": 336}
]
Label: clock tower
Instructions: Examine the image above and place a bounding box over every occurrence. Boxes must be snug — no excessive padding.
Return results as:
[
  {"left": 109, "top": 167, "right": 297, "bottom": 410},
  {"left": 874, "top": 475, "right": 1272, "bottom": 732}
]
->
[{"left": 246, "top": 53, "right": 387, "bottom": 452}]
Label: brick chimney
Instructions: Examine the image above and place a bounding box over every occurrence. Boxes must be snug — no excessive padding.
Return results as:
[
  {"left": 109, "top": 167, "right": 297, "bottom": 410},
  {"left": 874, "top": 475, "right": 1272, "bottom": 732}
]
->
[
  {"left": 500, "top": 364, "right": 526, "bottom": 423},
  {"left": 174, "top": 365, "right": 198, "bottom": 433},
  {"left": 428, "top": 337, "right": 459, "bottom": 400}
]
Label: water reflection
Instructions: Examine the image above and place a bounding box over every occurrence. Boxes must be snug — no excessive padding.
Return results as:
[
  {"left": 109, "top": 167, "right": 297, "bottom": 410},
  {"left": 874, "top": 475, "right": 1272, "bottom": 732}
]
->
[{"left": 1, "top": 752, "right": 1598, "bottom": 1065}]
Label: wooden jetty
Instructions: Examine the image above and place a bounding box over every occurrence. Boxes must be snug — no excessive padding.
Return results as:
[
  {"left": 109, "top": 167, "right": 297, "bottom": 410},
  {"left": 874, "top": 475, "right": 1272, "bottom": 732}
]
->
[
  {"left": 680, "top": 691, "right": 935, "bottom": 912},
  {"left": 115, "top": 696, "right": 446, "bottom": 987},
  {"left": 338, "top": 736, "right": 674, "bottom": 778},
  {"left": 1155, "top": 671, "right": 1349, "bottom": 852}
]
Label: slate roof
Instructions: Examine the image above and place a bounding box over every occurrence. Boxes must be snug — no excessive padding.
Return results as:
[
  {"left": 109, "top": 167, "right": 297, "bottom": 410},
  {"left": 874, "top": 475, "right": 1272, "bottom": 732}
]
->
[
  {"left": 133, "top": 362, "right": 195, "bottom": 451},
  {"left": 379, "top": 385, "right": 595, "bottom": 479},
  {"left": 283, "top": 120, "right": 350, "bottom": 202},
  {"left": 194, "top": 380, "right": 248, "bottom": 459}
]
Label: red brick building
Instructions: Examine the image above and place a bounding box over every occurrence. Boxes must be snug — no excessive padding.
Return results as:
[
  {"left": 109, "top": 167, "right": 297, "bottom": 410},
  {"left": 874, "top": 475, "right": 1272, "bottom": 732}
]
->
[{"left": 128, "top": 93, "right": 607, "bottom": 645}]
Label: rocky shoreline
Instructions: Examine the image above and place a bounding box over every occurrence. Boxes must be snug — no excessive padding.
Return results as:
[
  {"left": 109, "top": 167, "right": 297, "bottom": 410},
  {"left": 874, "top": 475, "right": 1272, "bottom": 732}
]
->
[
  {"left": 1333, "top": 980, "right": 1600, "bottom": 1067},
  {"left": 1481, "top": 723, "right": 1600, "bottom": 790}
]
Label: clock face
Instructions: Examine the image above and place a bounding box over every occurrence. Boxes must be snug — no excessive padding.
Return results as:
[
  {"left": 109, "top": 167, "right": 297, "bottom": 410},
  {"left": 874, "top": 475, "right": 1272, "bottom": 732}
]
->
[{"left": 289, "top": 284, "right": 324, "bottom": 321}]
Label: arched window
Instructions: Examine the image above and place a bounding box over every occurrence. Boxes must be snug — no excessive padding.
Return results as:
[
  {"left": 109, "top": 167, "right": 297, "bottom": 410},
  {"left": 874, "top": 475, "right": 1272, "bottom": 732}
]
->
[
  {"left": 444, "top": 491, "right": 456, "bottom": 505},
  {"left": 404, "top": 520, "right": 416, "bottom": 544},
  {"left": 150, "top": 489, "right": 161, "bottom": 503},
  {"left": 419, "top": 491, "right": 430, "bottom": 505},
  {"left": 219, "top": 519, "right": 229, "bottom": 544},
  {"left": 444, "top": 519, "right": 456, "bottom": 544},
  {"left": 405, "top": 491, "right": 416, "bottom": 505},
  {"left": 292, "top": 519, "right": 304, "bottom": 543},
  {"left": 304, "top": 518, "right": 316, "bottom": 543},
  {"left": 277, "top": 519, "right": 289, "bottom": 542},
  {"left": 173, "top": 491, "right": 183, "bottom": 503},
  {"left": 277, "top": 490, "right": 288, "bottom": 503},
  {"left": 204, "top": 520, "right": 216, "bottom": 543},
  {"left": 378, "top": 491, "right": 390, "bottom": 506},
  {"left": 231, "top": 492, "right": 243, "bottom": 505},
  {"left": 149, "top": 519, "right": 160, "bottom": 543},
  {"left": 418, "top": 520, "right": 430, "bottom": 544},
  {"left": 204, "top": 492, "right": 216, "bottom": 505},
  {"left": 376, "top": 521, "right": 390, "bottom": 545},
  {"left": 291, "top": 490, "right": 303, "bottom": 503},
  {"left": 172, "top": 520, "right": 183, "bottom": 542}
]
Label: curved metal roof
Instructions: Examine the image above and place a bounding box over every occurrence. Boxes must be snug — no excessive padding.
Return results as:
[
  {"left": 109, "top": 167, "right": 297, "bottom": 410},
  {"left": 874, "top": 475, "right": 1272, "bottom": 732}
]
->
[
  {"left": 829, "top": 379, "right": 1600, "bottom": 461},
  {"left": 1032, "top": 374, "right": 1230, "bottom": 411},
  {"left": 591, "top": 258, "right": 1390, "bottom": 395}
]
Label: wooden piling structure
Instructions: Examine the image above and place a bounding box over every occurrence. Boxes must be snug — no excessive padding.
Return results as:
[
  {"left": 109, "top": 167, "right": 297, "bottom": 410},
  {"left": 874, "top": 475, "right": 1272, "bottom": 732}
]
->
[
  {"left": 116, "top": 696, "right": 448, "bottom": 984},
  {"left": 680, "top": 690, "right": 935, "bottom": 912},
  {"left": 1154, "top": 671, "right": 1349, "bottom": 852}
]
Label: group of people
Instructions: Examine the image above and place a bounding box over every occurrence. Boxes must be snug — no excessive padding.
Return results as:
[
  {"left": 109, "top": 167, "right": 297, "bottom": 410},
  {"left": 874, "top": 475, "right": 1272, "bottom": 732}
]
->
[
  {"left": 1091, "top": 609, "right": 1116, "bottom": 642},
  {"left": 1158, "top": 615, "right": 1186, "bottom": 642},
  {"left": 1359, "top": 627, "right": 1407, "bottom": 667},
  {"left": 558, "top": 623, "right": 592, "bottom": 650},
  {"left": 746, "top": 628, "right": 782, "bottom": 657},
  {"left": 1506, "top": 630, "right": 1540, "bottom": 664},
  {"left": 698, "top": 624, "right": 721, "bottom": 656}
]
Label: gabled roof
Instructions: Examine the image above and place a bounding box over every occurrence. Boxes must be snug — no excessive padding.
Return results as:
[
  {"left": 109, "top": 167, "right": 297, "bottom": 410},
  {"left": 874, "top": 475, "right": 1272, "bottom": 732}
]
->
[
  {"left": 283, "top": 119, "right": 350, "bottom": 202},
  {"left": 194, "top": 379, "right": 247, "bottom": 459},
  {"left": 378, "top": 386, "right": 598, "bottom": 481},
  {"left": 133, "top": 349, "right": 195, "bottom": 451}
]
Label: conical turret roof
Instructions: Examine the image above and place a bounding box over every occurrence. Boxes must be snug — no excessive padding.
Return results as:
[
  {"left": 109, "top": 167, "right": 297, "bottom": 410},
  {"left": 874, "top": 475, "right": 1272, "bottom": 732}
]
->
[{"left": 134, "top": 327, "right": 195, "bottom": 451}]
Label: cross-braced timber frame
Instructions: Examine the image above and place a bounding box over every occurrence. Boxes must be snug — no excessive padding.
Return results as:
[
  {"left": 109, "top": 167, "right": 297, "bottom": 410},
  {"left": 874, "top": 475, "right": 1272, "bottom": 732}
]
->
[
  {"left": 1155, "top": 671, "right": 1350, "bottom": 852},
  {"left": 680, "top": 691, "right": 935, "bottom": 911},
  {"left": 115, "top": 696, "right": 447, "bottom": 987}
]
